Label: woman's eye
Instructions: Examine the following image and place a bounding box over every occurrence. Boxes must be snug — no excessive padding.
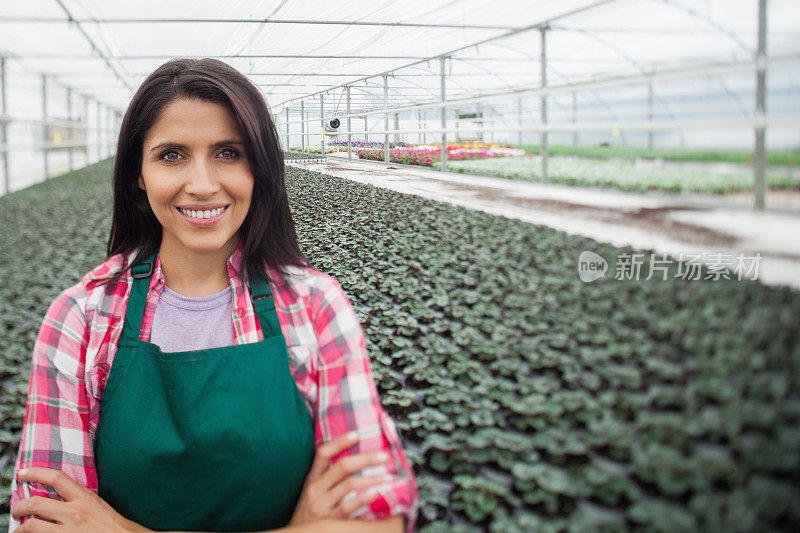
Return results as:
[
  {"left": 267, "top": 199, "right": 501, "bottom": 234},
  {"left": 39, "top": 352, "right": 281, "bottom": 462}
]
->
[
  {"left": 160, "top": 151, "right": 182, "bottom": 162},
  {"left": 219, "top": 148, "right": 239, "bottom": 159}
]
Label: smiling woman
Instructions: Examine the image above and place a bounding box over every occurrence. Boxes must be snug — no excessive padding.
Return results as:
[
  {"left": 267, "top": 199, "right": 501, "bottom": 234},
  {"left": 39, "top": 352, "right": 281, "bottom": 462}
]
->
[{"left": 8, "top": 58, "right": 418, "bottom": 533}]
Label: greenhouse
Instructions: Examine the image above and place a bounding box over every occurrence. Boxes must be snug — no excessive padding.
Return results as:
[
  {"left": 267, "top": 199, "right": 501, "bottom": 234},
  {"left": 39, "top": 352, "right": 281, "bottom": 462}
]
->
[{"left": 1, "top": 0, "right": 799, "bottom": 532}]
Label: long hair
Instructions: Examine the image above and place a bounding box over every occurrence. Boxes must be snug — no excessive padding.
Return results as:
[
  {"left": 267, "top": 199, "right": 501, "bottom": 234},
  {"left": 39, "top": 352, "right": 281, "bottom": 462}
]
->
[{"left": 106, "top": 58, "right": 310, "bottom": 284}]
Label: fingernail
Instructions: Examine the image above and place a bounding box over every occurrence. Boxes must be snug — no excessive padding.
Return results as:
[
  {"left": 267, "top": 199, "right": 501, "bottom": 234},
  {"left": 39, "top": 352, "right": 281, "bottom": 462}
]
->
[
  {"left": 346, "top": 431, "right": 358, "bottom": 440},
  {"left": 383, "top": 474, "right": 396, "bottom": 481},
  {"left": 375, "top": 452, "right": 388, "bottom": 461},
  {"left": 365, "top": 487, "right": 378, "bottom": 498},
  {"left": 19, "top": 468, "right": 28, "bottom": 476}
]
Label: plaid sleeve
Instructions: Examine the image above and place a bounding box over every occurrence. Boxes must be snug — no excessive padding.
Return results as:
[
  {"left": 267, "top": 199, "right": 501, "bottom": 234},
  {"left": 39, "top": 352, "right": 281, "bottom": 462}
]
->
[
  {"left": 312, "top": 274, "right": 419, "bottom": 533},
  {"left": 8, "top": 284, "right": 96, "bottom": 532}
]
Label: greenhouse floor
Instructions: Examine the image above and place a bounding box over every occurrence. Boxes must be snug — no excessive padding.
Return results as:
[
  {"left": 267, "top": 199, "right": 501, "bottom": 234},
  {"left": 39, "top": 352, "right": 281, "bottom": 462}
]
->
[{"left": 288, "top": 157, "right": 800, "bottom": 290}]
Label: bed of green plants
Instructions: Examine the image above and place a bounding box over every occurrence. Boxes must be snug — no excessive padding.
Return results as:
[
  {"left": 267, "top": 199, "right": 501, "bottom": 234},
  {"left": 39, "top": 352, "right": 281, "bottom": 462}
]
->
[
  {"left": 439, "top": 155, "right": 800, "bottom": 194},
  {"left": 520, "top": 145, "right": 800, "bottom": 166},
  {"left": 1, "top": 159, "right": 799, "bottom": 532}
]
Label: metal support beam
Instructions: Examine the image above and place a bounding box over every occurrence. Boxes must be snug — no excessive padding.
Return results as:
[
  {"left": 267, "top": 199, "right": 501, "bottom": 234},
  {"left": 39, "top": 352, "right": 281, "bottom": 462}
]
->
[
  {"left": 106, "top": 107, "right": 112, "bottom": 157},
  {"left": 572, "top": 92, "right": 578, "bottom": 148},
  {"left": 383, "top": 74, "right": 390, "bottom": 166},
  {"left": 393, "top": 112, "right": 399, "bottom": 144},
  {"left": 364, "top": 116, "right": 368, "bottom": 142},
  {"left": 96, "top": 101, "right": 101, "bottom": 160},
  {"left": 647, "top": 81, "right": 654, "bottom": 151},
  {"left": 489, "top": 105, "right": 494, "bottom": 143},
  {"left": 1, "top": 57, "right": 9, "bottom": 194},
  {"left": 320, "top": 95, "right": 325, "bottom": 157},
  {"left": 102, "top": 107, "right": 106, "bottom": 157},
  {"left": 540, "top": 25, "right": 548, "bottom": 183},
  {"left": 754, "top": 0, "right": 767, "bottom": 210},
  {"left": 42, "top": 75, "right": 49, "bottom": 179},
  {"left": 285, "top": 107, "right": 290, "bottom": 151},
  {"left": 418, "top": 109, "right": 423, "bottom": 145},
  {"left": 0, "top": 16, "right": 516, "bottom": 31},
  {"left": 346, "top": 86, "right": 352, "bottom": 160},
  {"left": 82, "top": 95, "right": 89, "bottom": 165},
  {"left": 300, "top": 100, "right": 305, "bottom": 153},
  {"left": 477, "top": 103, "right": 484, "bottom": 142},
  {"left": 440, "top": 56, "right": 447, "bottom": 172},
  {"left": 517, "top": 98, "right": 522, "bottom": 147},
  {"left": 67, "top": 87, "right": 73, "bottom": 171}
]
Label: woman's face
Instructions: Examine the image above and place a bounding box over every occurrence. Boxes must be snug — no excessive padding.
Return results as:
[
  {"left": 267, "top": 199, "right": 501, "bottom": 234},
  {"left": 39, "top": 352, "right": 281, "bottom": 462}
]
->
[{"left": 140, "top": 98, "right": 254, "bottom": 259}]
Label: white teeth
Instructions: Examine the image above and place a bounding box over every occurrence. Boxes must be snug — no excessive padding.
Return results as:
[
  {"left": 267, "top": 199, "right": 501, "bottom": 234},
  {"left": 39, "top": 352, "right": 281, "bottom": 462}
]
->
[{"left": 179, "top": 206, "right": 226, "bottom": 219}]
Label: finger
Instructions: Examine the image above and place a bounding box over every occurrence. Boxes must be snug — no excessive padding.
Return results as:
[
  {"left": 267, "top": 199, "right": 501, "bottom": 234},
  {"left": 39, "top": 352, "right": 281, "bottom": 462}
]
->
[
  {"left": 334, "top": 483, "right": 387, "bottom": 519},
  {"left": 18, "top": 467, "right": 85, "bottom": 502},
  {"left": 317, "top": 451, "right": 389, "bottom": 493},
  {"left": 328, "top": 474, "right": 395, "bottom": 513},
  {"left": 306, "top": 432, "right": 359, "bottom": 483},
  {"left": 16, "top": 516, "right": 61, "bottom": 533},
  {"left": 11, "top": 496, "right": 69, "bottom": 523}
]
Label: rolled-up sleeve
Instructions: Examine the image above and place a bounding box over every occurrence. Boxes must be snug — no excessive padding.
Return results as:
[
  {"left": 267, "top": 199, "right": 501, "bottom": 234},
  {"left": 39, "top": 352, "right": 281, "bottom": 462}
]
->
[
  {"left": 312, "top": 275, "right": 419, "bottom": 533},
  {"left": 8, "top": 284, "right": 96, "bottom": 532}
]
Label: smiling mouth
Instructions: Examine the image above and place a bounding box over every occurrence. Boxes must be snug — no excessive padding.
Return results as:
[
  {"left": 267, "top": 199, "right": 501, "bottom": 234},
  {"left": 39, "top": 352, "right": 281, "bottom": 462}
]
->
[{"left": 177, "top": 206, "right": 229, "bottom": 219}]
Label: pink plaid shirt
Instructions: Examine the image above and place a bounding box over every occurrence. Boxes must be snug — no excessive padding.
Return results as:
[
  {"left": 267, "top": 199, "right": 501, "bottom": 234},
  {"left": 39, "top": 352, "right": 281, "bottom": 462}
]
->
[{"left": 9, "top": 242, "right": 419, "bottom": 533}]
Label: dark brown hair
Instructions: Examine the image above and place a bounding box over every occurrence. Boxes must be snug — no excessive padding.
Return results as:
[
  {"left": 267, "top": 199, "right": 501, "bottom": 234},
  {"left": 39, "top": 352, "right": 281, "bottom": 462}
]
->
[{"left": 106, "top": 57, "right": 310, "bottom": 284}]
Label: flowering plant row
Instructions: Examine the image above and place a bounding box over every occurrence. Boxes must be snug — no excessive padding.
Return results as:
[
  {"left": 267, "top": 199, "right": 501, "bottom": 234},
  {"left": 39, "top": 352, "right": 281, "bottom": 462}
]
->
[
  {"left": 290, "top": 140, "right": 523, "bottom": 166},
  {"left": 357, "top": 144, "right": 524, "bottom": 166},
  {"left": 357, "top": 149, "right": 439, "bottom": 166}
]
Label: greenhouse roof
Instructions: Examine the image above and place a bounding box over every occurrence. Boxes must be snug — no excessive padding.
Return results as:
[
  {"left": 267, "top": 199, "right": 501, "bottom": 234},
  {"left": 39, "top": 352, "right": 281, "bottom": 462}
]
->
[{"left": 1, "top": 0, "right": 798, "bottom": 112}]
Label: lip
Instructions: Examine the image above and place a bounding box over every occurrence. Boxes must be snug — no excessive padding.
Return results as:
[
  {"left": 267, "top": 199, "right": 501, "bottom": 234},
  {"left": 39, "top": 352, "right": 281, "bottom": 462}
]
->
[{"left": 176, "top": 205, "right": 229, "bottom": 227}]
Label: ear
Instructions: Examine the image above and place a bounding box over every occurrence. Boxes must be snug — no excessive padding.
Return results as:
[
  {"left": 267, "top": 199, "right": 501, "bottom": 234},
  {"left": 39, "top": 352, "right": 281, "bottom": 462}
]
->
[{"left": 138, "top": 176, "right": 145, "bottom": 191}]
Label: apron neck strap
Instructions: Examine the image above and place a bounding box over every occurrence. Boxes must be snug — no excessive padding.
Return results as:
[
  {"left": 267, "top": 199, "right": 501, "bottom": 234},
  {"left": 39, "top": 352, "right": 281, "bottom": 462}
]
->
[
  {"left": 120, "top": 254, "right": 157, "bottom": 342},
  {"left": 120, "top": 254, "right": 281, "bottom": 341},
  {"left": 248, "top": 270, "right": 281, "bottom": 339}
]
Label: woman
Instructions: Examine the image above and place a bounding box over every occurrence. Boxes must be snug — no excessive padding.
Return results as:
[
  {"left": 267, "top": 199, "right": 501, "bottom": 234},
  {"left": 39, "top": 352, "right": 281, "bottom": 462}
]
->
[{"left": 9, "top": 58, "right": 418, "bottom": 533}]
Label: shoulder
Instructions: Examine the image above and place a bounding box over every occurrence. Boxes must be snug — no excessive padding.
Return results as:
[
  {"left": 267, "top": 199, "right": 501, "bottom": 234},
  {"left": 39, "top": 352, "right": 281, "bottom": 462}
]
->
[
  {"left": 267, "top": 263, "right": 350, "bottom": 311},
  {"left": 82, "top": 252, "right": 130, "bottom": 288},
  {"left": 36, "top": 255, "right": 129, "bottom": 354},
  {"left": 49, "top": 253, "right": 132, "bottom": 322}
]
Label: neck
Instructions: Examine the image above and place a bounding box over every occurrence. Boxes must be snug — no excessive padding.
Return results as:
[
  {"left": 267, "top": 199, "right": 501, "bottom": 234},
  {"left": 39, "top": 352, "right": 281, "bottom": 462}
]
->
[{"left": 158, "top": 237, "right": 238, "bottom": 297}]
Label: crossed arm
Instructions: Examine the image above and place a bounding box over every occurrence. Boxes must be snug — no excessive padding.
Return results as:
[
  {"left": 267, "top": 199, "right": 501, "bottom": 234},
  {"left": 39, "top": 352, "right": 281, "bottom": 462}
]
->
[{"left": 12, "top": 467, "right": 404, "bottom": 533}]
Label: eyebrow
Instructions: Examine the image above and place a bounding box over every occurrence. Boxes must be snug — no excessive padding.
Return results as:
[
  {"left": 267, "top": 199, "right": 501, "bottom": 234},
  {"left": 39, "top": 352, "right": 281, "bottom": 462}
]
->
[{"left": 149, "top": 140, "right": 245, "bottom": 153}]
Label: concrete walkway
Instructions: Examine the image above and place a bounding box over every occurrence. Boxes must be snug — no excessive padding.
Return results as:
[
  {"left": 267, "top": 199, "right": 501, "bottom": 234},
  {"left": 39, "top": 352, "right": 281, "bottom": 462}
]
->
[{"left": 287, "top": 157, "right": 800, "bottom": 290}]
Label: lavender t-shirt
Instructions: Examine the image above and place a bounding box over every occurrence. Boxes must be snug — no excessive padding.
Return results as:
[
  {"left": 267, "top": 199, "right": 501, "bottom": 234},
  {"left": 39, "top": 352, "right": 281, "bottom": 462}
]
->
[{"left": 150, "top": 284, "right": 235, "bottom": 353}]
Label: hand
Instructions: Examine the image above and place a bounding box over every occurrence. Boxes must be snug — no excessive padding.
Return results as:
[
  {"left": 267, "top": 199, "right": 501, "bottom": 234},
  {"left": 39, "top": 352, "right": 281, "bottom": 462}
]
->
[
  {"left": 288, "top": 432, "right": 395, "bottom": 526},
  {"left": 12, "top": 467, "right": 151, "bottom": 532}
]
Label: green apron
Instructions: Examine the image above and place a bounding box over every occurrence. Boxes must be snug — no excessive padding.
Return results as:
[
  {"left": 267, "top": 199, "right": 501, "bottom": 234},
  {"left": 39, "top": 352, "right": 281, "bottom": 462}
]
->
[{"left": 94, "top": 256, "right": 315, "bottom": 532}]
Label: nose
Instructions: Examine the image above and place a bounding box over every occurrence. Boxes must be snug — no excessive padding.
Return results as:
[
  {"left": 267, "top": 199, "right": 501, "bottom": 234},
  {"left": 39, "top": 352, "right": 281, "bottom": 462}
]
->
[{"left": 184, "top": 157, "right": 220, "bottom": 198}]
